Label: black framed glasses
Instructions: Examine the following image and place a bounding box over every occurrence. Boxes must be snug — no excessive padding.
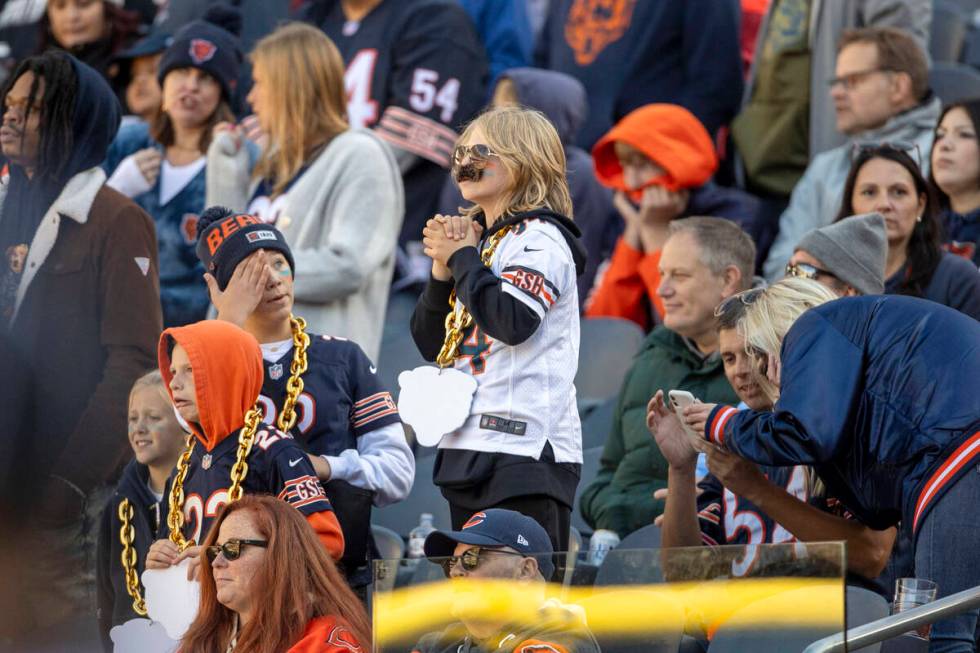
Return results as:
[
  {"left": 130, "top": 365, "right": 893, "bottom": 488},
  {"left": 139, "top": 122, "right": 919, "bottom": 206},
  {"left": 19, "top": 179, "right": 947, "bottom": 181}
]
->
[
  {"left": 850, "top": 140, "right": 922, "bottom": 168},
  {"left": 785, "top": 262, "right": 838, "bottom": 281},
  {"left": 452, "top": 143, "right": 497, "bottom": 166},
  {"left": 713, "top": 286, "right": 765, "bottom": 319},
  {"left": 205, "top": 539, "right": 268, "bottom": 563},
  {"left": 439, "top": 546, "right": 526, "bottom": 577},
  {"left": 826, "top": 68, "right": 895, "bottom": 91}
]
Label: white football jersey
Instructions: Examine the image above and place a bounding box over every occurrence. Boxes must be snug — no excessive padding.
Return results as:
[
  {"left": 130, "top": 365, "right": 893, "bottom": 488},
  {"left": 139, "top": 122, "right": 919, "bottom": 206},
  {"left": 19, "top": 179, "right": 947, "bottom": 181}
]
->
[{"left": 438, "top": 218, "right": 583, "bottom": 463}]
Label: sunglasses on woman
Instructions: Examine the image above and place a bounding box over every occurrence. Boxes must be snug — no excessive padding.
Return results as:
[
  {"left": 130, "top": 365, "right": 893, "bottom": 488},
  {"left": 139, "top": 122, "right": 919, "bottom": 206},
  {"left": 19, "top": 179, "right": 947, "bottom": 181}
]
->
[
  {"left": 205, "top": 539, "right": 268, "bottom": 563},
  {"left": 440, "top": 546, "right": 526, "bottom": 577},
  {"left": 850, "top": 140, "right": 921, "bottom": 168},
  {"left": 452, "top": 143, "right": 497, "bottom": 166},
  {"left": 785, "top": 262, "right": 838, "bottom": 281}
]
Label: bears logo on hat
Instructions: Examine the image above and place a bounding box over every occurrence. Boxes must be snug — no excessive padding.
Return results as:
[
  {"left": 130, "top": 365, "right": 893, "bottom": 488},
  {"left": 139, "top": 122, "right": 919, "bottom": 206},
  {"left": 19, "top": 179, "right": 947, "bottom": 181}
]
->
[
  {"left": 189, "top": 39, "right": 217, "bottom": 64},
  {"left": 462, "top": 512, "right": 487, "bottom": 529}
]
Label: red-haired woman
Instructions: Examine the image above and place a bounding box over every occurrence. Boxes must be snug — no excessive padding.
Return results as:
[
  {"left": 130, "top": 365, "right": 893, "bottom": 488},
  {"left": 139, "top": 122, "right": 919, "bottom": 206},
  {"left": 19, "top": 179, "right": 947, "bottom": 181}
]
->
[{"left": 180, "top": 495, "right": 370, "bottom": 653}]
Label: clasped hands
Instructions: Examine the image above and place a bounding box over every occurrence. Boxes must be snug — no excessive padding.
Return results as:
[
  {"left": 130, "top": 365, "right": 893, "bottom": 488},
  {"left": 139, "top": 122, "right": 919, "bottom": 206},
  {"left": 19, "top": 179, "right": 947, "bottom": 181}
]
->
[{"left": 423, "top": 214, "right": 484, "bottom": 279}]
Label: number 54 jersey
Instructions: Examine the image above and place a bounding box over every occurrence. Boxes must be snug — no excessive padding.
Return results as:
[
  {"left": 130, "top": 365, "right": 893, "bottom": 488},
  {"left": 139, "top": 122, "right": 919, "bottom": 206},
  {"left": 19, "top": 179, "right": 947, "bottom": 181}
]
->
[{"left": 310, "top": 0, "right": 489, "bottom": 243}]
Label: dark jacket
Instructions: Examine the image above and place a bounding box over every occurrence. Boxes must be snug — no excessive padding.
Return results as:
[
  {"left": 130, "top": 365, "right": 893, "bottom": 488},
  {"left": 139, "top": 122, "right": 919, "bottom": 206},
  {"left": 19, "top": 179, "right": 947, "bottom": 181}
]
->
[
  {"left": 2, "top": 56, "right": 162, "bottom": 498},
  {"left": 884, "top": 250, "right": 980, "bottom": 320},
  {"left": 580, "top": 327, "right": 739, "bottom": 537},
  {"left": 940, "top": 206, "right": 980, "bottom": 267},
  {"left": 535, "top": 0, "right": 743, "bottom": 148},
  {"left": 96, "top": 460, "right": 162, "bottom": 649},
  {"left": 704, "top": 295, "right": 980, "bottom": 536},
  {"left": 437, "top": 67, "right": 614, "bottom": 305}
]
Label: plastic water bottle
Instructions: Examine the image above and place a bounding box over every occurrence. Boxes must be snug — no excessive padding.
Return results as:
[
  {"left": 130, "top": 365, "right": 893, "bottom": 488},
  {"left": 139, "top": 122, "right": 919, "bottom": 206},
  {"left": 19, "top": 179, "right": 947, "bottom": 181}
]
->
[
  {"left": 407, "top": 513, "right": 436, "bottom": 559},
  {"left": 587, "top": 529, "right": 621, "bottom": 566}
]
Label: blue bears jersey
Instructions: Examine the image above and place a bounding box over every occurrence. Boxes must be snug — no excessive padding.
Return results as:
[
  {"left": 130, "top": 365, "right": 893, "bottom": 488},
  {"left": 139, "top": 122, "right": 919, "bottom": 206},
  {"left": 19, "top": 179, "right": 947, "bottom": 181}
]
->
[
  {"left": 162, "top": 426, "right": 333, "bottom": 545},
  {"left": 697, "top": 465, "right": 838, "bottom": 577},
  {"left": 257, "top": 334, "right": 401, "bottom": 456}
]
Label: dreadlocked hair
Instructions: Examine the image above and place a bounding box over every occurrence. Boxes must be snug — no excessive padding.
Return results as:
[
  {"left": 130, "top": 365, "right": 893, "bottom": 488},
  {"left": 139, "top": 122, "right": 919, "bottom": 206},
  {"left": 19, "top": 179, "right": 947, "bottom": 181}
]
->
[{"left": 1, "top": 51, "right": 78, "bottom": 187}]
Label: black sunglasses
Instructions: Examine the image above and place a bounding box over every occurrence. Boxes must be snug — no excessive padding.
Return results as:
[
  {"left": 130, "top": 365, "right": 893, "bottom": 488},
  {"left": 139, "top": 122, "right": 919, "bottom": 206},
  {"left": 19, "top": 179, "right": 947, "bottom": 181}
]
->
[
  {"left": 785, "top": 262, "right": 838, "bottom": 281},
  {"left": 439, "top": 546, "right": 525, "bottom": 577},
  {"left": 205, "top": 539, "right": 268, "bottom": 563},
  {"left": 452, "top": 143, "right": 497, "bottom": 165},
  {"left": 713, "top": 286, "right": 765, "bottom": 318}
]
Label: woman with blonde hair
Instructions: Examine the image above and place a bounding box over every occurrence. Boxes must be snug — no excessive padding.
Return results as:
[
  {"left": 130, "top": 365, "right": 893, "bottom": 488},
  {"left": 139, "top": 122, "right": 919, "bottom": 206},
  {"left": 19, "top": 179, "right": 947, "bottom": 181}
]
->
[
  {"left": 180, "top": 494, "right": 370, "bottom": 653},
  {"left": 409, "top": 106, "right": 586, "bottom": 564},
  {"left": 681, "top": 279, "right": 980, "bottom": 650},
  {"left": 207, "top": 22, "right": 403, "bottom": 361}
]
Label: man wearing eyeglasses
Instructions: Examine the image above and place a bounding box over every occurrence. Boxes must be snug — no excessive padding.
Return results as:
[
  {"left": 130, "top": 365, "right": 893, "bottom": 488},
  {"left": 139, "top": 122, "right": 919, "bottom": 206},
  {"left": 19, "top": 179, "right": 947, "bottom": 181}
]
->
[
  {"left": 763, "top": 26, "right": 941, "bottom": 282},
  {"left": 412, "top": 509, "right": 600, "bottom": 653}
]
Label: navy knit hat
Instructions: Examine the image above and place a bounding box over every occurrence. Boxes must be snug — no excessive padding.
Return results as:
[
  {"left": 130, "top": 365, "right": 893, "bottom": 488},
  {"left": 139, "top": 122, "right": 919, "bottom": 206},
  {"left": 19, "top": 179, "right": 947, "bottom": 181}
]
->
[
  {"left": 423, "top": 509, "right": 555, "bottom": 579},
  {"left": 196, "top": 206, "right": 295, "bottom": 291},
  {"left": 157, "top": 3, "right": 242, "bottom": 101}
]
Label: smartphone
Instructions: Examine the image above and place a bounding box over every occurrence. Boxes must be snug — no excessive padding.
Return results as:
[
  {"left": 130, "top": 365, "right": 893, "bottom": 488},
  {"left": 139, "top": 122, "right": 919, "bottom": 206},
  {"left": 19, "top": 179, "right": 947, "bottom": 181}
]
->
[{"left": 668, "top": 390, "right": 700, "bottom": 440}]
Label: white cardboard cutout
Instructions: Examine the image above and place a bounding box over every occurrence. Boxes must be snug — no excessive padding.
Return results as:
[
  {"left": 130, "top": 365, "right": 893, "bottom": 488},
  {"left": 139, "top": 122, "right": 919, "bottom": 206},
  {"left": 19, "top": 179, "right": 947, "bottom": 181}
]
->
[
  {"left": 142, "top": 560, "right": 200, "bottom": 640},
  {"left": 397, "top": 366, "right": 477, "bottom": 447},
  {"left": 110, "top": 618, "right": 179, "bottom": 653}
]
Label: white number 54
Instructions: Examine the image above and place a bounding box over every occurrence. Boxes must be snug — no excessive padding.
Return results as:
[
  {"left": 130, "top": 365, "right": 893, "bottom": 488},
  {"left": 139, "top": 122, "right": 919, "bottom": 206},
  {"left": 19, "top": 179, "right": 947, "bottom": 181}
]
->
[{"left": 409, "top": 68, "right": 460, "bottom": 123}]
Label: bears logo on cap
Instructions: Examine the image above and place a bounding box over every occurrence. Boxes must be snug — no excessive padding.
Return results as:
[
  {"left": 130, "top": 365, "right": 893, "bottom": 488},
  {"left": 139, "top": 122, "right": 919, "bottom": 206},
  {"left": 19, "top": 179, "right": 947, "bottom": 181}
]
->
[
  {"left": 462, "top": 512, "right": 487, "bottom": 529},
  {"left": 189, "top": 39, "right": 217, "bottom": 64}
]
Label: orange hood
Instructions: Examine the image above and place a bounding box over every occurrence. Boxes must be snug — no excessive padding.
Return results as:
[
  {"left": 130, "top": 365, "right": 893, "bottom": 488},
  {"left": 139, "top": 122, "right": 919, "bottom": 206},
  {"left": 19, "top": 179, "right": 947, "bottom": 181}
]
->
[
  {"left": 158, "top": 320, "right": 264, "bottom": 451},
  {"left": 592, "top": 103, "right": 718, "bottom": 194}
]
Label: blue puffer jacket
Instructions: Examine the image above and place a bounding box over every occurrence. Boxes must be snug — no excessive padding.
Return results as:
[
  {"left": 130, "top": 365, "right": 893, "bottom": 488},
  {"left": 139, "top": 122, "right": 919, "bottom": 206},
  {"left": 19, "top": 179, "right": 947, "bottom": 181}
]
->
[{"left": 704, "top": 295, "right": 980, "bottom": 536}]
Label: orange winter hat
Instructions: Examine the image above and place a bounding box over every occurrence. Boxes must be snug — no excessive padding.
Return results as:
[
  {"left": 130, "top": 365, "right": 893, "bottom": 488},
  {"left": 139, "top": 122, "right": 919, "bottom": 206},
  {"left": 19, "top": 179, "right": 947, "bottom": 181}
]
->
[{"left": 592, "top": 104, "right": 718, "bottom": 192}]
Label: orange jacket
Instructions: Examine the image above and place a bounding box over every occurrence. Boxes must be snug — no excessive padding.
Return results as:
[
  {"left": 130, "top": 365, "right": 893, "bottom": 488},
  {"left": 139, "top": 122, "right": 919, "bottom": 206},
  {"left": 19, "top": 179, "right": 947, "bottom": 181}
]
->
[
  {"left": 288, "top": 616, "right": 365, "bottom": 653},
  {"left": 585, "top": 239, "right": 664, "bottom": 330}
]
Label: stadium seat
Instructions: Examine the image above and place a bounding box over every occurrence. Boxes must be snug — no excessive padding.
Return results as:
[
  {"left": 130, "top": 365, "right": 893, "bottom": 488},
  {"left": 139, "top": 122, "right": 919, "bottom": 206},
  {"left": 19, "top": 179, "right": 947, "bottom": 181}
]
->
[
  {"left": 371, "top": 524, "right": 405, "bottom": 560},
  {"left": 942, "top": 0, "right": 980, "bottom": 20},
  {"left": 580, "top": 395, "right": 617, "bottom": 450},
  {"left": 377, "top": 330, "right": 426, "bottom": 402},
  {"left": 845, "top": 586, "right": 889, "bottom": 652},
  {"left": 594, "top": 524, "right": 663, "bottom": 586},
  {"left": 572, "top": 446, "right": 605, "bottom": 535},
  {"left": 931, "top": 2, "right": 968, "bottom": 63},
  {"left": 575, "top": 318, "right": 645, "bottom": 411},
  {"left": 879, "top": 634, "right": 930, "bottom": 652},
  {"left": 928, "top": 62, "right": 980, "bottom": 104},
  {"left": 373, "top": 453, "right": 451, "bottom": 537}
]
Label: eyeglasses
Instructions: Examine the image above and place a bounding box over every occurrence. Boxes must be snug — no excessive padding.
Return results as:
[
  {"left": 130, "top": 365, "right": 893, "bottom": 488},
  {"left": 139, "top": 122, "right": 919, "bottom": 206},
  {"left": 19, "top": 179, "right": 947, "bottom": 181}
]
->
[
  {"left": 452, "top": 143, "right": 497, "bottom": 166},
  {"left": 439, "top": 546, "right": 526, "bottom": 577},
  {"left": 205, "top": 539, "right": 268, "bottom": 563},
  {"left": 827, "top": 68, "right": 894, "bottom": 91},
  {"left": 785, "top": 262, "right": 838, "bottom": 281},
  {"left": 850, "top": 140, "right": 922, "bottom": 168},
  {"left": 713, "top": 286, "right": 765, "bottom": 319}
]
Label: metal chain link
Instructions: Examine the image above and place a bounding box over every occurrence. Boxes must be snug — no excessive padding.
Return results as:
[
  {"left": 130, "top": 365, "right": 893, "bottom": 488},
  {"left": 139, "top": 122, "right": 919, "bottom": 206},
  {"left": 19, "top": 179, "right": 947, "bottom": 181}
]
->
[
  {"left": 166, "top": 434, "right": 196, "bottom": 550},
  {"left": 435, "top": 225, "right": 515, "bottom": 367},
  {"left": 227, "top": 406, "right": 262, "bottom": 502},
  {"left": 275, "top": 315, "right": 309, "bottom": 433},
  {"left": 117, "top": 499, "right": 148, "bottom": 616}
]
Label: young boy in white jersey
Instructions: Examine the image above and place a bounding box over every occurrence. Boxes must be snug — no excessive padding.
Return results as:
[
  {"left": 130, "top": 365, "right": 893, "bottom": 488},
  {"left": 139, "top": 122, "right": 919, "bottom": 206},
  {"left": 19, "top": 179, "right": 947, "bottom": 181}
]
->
[{"left": 410, "top": 106, "right": 585, "bottom": 563}]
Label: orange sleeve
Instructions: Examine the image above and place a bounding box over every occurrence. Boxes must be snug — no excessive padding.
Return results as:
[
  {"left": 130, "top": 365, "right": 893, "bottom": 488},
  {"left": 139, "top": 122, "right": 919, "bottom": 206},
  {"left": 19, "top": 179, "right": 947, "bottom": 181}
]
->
[
  {"left": 637, "top": 249, "right": 664, "bottom": 319},
  {"left": 306, "top": 510, "right": 345, "bottom": 561},
  {"left": 584, "top": 237, "right": 650, "bottom": 329},
  {"left": 287, "top": 617, "right": 365, "bottom": 653}
]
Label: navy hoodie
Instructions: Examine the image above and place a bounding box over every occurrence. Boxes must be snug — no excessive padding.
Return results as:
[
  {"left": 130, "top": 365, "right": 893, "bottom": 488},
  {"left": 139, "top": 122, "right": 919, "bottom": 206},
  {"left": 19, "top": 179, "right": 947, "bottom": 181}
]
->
[
  {"left": 438, "top": 67, "right": 613, "bottom": 306},
  {"left": 96, "top": 459, "right": 162, "bottom": 649}
]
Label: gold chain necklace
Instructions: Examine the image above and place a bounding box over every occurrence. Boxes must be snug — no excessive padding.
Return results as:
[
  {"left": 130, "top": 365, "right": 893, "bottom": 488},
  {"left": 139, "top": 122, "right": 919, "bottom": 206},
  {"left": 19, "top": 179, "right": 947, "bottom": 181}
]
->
[
  {"left": 117, "top": 499, "right": 148, "bottom": 616},
  {"left": 435, "top": 226, "right": 514, "bottom": 367},
  {"left": 163, "top": 315, "right": 308, "bottom": 551}
]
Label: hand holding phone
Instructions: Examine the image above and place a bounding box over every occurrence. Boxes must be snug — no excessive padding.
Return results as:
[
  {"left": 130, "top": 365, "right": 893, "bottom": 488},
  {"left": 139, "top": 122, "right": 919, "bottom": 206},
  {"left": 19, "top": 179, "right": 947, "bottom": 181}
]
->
[{"left": 668, "top": 390, "right": 710, "bottom": 453}]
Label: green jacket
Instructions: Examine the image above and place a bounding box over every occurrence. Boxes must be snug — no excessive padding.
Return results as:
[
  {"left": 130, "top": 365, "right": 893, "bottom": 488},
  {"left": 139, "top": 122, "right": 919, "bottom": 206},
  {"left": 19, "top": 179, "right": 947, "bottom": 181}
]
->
[{"left": 580, "top": 327, "right": 739, "bottom": 537}]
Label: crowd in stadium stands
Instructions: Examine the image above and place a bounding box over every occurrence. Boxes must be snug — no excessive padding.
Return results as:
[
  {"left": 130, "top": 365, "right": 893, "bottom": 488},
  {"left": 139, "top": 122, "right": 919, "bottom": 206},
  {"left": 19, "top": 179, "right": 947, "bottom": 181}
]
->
[{"left": 0, "top": 1, "right": 979, "bottom": 652}]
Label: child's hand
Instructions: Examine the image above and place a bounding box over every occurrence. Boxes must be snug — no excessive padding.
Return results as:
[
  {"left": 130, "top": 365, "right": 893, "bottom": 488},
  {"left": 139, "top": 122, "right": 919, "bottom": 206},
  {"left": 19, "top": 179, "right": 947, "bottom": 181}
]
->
[
  {"left": 207, "top": 251, "right": 270, "bottom": 326},
  {"left": 423, "top": 216, "right": 482, "bottom": 268},
  {"left": 146, "top": 538, "right": 180, "bottom": 569},
  {"left": 174, "top": 545, "right": 203, "bottom": 581}
]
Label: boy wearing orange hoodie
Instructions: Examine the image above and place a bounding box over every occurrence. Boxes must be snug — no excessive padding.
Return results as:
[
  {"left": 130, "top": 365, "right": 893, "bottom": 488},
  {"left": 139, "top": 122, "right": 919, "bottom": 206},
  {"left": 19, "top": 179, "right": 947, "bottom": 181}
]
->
[
  {"left": 585, "top": 104, "right": 760, "bottom": 330},
  {"left": 145, "top": 320, "right": 344, "bottom": 576}
]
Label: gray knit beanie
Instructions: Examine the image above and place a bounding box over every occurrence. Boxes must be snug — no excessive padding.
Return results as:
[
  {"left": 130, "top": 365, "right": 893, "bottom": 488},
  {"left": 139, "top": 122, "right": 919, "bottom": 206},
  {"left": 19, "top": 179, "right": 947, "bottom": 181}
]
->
[{"left": 795, "top": 213, "right": 887, "bottom": 295}]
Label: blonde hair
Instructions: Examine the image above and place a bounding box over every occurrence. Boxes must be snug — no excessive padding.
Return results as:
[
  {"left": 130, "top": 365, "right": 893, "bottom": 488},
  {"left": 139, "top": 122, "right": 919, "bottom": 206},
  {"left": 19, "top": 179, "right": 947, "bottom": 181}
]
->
[
  {"left": 250, "top": 23, "right": 349, "bottom": 197},
  {"left": 129, "top": 369, "right": 170, "bottom": 408},
  {"left": 737, "top": 278, "right": 838, "bottom": 404},
  {"left": 457, "top": 106, "right": 573, "bottom": 219}
]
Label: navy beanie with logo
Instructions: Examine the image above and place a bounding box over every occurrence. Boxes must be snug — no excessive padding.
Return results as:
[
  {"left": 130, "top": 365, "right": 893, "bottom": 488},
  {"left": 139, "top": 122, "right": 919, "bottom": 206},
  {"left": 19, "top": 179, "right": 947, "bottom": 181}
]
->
[
  {"left": 157, "top": 3, "right": 242, "bottom": 101},
  {"left": 196, "top": 206, "right": 295, "bottom": 291}
]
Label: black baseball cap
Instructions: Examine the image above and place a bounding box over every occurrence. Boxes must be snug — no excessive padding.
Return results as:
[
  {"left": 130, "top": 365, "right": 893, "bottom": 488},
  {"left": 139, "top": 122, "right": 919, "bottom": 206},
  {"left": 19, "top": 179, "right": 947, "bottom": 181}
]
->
[{"left": 423, "top": 509, "right": 554, "bottom": 578}]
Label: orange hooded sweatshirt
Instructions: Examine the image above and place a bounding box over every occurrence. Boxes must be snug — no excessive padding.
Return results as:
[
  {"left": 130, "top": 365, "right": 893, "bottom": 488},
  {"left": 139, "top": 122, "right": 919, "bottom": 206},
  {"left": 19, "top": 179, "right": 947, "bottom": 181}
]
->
[
  {"left": 158, "top": 320, "right": 344, "bottom": 559},
  {"left": 586, "top": 105, "right": 718, "bottom": 328}
]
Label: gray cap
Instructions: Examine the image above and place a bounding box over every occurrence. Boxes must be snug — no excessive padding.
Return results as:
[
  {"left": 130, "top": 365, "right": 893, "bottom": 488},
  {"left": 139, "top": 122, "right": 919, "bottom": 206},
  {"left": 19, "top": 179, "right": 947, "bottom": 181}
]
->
[{"left": 795, "top": 213, "right": 887, "bottom": 295}]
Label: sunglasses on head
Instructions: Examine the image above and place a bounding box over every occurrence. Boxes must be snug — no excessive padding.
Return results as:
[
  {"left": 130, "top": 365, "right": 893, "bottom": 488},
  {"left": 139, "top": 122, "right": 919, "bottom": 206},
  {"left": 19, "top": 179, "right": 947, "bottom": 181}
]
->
[
  {"left": 452, "top": 143, "right": 497, "bottom": 166},
  {"left": 713, "top": 286, "right": 765, "bottom": 319},
  {"left": 439, "top": 546, "right": 526, "bottom": 577},
  {"left": 205, "top": 538, "right": 268, "bottom": 564},
  {"left": 850, "top": 140, "right": 922, "bottom": 168},
  {"left": 785, "top": 262, "right": 838, "bottom": 282}
]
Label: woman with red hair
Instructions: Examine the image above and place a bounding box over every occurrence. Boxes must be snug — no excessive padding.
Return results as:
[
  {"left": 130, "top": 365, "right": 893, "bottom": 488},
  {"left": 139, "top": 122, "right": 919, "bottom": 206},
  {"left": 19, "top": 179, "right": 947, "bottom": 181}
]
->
[{"left": 180, "top": 494, "right": 370, "bottom": 653}]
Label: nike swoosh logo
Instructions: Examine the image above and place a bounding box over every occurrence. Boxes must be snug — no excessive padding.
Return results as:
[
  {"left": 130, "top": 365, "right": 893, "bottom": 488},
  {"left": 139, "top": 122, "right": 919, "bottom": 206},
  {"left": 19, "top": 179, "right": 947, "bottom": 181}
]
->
[
  {"left": 369, "top": 365, "right": 377, "bottom": 374},
  {"left": 288, "top": 458, "right": 303, "bottom": 467},
  {"left": 523, "top": 246, "right": 542, "bottom": 252}
]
